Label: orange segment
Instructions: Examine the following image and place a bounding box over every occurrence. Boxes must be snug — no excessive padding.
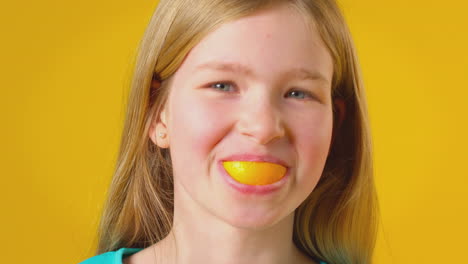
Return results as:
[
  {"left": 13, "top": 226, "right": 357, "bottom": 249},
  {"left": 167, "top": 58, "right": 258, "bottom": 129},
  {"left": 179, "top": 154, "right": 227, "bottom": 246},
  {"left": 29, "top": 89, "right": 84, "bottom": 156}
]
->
[{"left": 223, "top": 161, "right": 287, "bottom": 185}]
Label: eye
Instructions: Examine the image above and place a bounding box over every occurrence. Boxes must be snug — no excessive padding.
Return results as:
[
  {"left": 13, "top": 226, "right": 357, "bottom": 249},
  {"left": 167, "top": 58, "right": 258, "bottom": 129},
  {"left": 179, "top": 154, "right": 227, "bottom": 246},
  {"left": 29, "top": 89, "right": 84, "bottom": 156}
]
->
[
  {"left": 286, "top": 89, "right": 315, "bottom": 100},
  {"left": 209, "top": 82, "right": 236, "bottom": 92},
  {"left": 206, "top": 83, "right": 317, "bottom": 101}
]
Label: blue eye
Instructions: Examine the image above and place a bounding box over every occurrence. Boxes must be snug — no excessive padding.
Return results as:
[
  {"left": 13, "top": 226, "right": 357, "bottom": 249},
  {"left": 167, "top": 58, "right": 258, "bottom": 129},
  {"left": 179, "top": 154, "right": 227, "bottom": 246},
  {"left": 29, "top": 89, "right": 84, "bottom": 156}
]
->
[
  {"left": 286, "top": 90, "right": 313, "bottom": 100},
  {"left": 208, "top": 83, "right": 315, "bottom": 101},
  {"left": 210, "top": 82, "right": 235, "bottom": 92}
]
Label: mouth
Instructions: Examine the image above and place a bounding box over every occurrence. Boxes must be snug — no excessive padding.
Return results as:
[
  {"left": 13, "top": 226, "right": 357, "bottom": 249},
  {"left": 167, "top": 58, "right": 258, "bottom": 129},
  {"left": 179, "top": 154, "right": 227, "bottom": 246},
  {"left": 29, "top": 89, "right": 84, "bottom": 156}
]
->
[
  {"left": 217, "top": 154, "right": 291, "bottom": 195},
  {"left": 222, "top": 161, "right": 287, "bottom": 185},
  {"left": 221, "top": 153, "right": 290, "bottom": 168}
]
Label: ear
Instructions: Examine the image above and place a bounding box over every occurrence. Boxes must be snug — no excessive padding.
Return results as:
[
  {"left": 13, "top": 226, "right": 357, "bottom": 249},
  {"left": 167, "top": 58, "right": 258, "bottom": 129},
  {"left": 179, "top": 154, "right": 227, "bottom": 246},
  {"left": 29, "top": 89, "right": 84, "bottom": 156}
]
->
[
  {"left": 149, "top": 106, "right": 170, "bottom": 148},
  {"left": 331, "top": 98, "right": 346, "bottom": 145}
]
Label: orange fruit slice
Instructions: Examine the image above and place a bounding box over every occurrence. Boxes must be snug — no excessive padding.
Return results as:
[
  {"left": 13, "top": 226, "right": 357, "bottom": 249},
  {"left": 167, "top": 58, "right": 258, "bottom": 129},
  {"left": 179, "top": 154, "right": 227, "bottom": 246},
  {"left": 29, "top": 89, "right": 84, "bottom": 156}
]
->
[{"left": 223, "top": 161, "right": 287, "bottom": 185}]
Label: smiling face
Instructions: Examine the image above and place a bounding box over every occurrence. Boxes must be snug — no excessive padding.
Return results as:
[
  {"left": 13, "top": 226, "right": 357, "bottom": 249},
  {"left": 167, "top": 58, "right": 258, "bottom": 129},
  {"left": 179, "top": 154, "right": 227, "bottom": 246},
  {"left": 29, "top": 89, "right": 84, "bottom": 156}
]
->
[{"left": 151, "top": 4, "right": 335, "bottom": 229}]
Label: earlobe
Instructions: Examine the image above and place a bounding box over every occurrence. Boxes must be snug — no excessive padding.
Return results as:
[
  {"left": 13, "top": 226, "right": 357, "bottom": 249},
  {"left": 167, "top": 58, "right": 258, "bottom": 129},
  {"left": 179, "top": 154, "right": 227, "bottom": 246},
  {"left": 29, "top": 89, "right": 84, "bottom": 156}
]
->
[{"left": 148, "top": 107, "right": 170, "bottom": 148}]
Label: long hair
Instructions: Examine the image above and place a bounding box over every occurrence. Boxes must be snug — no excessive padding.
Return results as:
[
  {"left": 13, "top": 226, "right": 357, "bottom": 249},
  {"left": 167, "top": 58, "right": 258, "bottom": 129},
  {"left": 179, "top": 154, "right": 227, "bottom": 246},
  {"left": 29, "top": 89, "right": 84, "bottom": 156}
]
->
[{"left": 96, "top": 0, "right": 379, "bottom": 263}]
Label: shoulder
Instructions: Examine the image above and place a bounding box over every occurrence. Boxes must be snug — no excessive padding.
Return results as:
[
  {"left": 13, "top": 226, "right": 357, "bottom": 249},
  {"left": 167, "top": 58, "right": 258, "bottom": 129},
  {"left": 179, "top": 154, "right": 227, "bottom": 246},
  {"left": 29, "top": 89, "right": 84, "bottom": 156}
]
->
[{"left": 78, "top": 248, "right": 144, "bottom": 264}]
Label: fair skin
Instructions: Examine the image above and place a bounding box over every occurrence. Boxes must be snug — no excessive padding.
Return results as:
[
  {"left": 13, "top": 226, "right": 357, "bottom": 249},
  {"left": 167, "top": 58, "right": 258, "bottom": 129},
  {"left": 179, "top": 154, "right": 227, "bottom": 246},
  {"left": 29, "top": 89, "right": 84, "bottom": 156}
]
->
[{"left": 127, "top": 4, "right": 344, "bottom": 264}]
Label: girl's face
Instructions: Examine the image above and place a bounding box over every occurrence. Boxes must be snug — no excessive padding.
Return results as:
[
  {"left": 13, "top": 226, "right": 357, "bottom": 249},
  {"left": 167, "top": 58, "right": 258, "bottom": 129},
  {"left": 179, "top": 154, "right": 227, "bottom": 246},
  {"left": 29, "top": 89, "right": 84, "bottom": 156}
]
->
[{"left": 153, "top": 4, "right": 334, "bottom": 229}]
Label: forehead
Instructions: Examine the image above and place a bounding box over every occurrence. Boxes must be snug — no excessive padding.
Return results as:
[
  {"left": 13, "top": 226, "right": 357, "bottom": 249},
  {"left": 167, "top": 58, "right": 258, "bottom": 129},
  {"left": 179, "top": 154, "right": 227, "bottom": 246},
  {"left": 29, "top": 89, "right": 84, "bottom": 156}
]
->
[{"left": 174, "top": 4, "right": 333, "bottom": 85}]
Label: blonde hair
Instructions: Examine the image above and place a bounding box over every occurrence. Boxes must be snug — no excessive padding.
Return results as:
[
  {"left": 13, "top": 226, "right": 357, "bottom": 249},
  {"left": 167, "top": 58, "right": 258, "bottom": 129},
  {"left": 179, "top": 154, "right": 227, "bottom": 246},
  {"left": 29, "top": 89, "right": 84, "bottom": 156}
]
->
[{"left": 96, "top": 0, "right": 379, "bottom": 263}]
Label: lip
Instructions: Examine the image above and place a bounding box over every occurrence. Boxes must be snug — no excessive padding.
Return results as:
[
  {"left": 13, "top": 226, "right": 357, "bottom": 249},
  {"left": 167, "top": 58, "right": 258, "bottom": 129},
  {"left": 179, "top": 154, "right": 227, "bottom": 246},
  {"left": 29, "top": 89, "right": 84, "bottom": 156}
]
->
[
  {"left": 220, "top": 153, "right": 290, "bottom": 168},
  {"left": 217, "top": 154, "right": 291, "bottom": 195}
]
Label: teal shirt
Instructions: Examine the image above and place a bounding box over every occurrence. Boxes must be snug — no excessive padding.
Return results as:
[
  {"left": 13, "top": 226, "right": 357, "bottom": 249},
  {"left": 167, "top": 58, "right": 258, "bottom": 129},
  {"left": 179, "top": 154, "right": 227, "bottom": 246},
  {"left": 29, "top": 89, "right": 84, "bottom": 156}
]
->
[
  {"left": 79, "top": 248, "right": 327, "bottom": 264},
  {"left": 79, "top": 248, "right": 142, "bottom": 264}
]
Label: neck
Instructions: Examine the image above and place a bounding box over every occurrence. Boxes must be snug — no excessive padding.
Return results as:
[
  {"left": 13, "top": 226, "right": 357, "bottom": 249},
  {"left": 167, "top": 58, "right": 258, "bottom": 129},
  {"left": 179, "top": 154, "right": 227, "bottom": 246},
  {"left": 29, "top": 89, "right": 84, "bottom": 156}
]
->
[
  {"left": 171, "top": 214, "right": 297, "bottom": 264},
  {"left": 148, "top": 187, "right": 314, "bottom": 264}
]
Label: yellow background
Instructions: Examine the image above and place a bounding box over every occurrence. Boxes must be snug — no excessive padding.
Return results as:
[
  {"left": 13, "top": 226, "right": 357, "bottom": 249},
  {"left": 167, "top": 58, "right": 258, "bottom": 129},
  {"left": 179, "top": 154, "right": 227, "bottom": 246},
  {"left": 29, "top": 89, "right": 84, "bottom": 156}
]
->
[{"left": 1, "top": 0, "right": 467, "bottom": 263}]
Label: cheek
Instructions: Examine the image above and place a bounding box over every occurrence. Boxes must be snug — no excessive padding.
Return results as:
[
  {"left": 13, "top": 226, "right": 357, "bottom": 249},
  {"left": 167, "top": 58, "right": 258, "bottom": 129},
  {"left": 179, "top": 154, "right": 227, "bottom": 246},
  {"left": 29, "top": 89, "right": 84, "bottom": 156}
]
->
[
  {"left": 169, "top": 94, "right": 230, "bottom": 166},
  {"left": 293, "top": 110, "right": 333, "bottom": 183}
]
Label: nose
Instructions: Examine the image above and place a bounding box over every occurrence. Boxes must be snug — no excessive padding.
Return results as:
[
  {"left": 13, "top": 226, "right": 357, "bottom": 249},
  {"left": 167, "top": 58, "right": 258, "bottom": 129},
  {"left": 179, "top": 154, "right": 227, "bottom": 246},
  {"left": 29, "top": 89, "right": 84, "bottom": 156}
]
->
[{"left": 236, "top": 95, "right": 286, "bottom": 145}]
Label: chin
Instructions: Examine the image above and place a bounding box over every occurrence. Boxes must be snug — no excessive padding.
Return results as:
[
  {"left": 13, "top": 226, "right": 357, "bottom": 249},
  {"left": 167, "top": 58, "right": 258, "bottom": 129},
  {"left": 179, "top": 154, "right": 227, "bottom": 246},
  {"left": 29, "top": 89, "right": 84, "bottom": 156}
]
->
[{"left": 218, "top": 206, "right": 289, "bottom": 231}]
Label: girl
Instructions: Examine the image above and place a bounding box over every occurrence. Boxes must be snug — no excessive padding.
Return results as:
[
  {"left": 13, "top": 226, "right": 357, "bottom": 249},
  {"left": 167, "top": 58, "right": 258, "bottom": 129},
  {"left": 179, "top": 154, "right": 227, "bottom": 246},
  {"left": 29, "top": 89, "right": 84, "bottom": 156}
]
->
[{"left": 80, "top": 0, "right": 379, "bottom": 263}]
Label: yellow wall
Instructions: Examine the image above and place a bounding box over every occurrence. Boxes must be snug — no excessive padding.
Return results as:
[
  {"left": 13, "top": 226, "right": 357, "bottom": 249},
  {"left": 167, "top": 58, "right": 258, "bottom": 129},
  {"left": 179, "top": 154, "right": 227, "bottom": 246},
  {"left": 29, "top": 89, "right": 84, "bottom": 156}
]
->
[{"left": 1, "top": 0, "right": 466, "bottom": 263}]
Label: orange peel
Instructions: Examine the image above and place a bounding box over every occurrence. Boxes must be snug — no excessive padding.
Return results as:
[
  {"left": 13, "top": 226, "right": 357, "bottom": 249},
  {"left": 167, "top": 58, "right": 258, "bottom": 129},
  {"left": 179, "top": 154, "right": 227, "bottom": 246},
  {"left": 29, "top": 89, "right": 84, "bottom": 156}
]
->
[{"left": 223, "top": 161, "right": 287, "bottom": 185}]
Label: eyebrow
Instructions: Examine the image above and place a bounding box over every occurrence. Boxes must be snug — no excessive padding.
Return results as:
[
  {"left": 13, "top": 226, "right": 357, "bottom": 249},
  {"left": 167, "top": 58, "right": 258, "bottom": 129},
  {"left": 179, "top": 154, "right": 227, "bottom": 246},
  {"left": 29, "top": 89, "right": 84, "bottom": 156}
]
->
[{"left": 195, "top": 61, "right": 330, "bottom": 84}]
